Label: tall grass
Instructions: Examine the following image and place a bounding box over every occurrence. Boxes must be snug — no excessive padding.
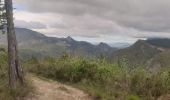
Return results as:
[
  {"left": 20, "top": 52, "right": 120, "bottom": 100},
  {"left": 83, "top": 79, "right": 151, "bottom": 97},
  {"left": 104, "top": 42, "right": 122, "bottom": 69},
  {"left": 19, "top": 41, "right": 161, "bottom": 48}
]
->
[
  {"left": 0, "top": 51, "right": 32, "bottom": 100},
  {"left": 25, "top": 56, "right": 170, "bottom": 100}
]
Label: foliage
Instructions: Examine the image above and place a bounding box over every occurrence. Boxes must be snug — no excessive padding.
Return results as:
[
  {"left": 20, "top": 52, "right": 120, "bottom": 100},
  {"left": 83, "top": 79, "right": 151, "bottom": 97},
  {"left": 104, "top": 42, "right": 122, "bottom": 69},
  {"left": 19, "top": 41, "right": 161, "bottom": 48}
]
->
[
  {"left": 0, "top": 50, "right": 32, "bottom": 100},
  {"left": 25, "top": 55, "right": 170, "bottom": 100},
  {"left": 127, "top": 95, "right": 140, "bottom": 100}
]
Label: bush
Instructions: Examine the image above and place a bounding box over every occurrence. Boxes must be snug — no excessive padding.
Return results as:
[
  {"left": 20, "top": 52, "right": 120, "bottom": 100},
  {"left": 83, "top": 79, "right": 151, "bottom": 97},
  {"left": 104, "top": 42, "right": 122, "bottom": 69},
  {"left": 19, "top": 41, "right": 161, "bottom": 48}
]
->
[
  {"left": 0, "top": 51, "right": 32, "bottom": 100},
  {"left": 25, "top": 57, "right": 170, "bottom": 100},
  {"left": 127, "top": 95, "right": 140, "bottom": 100}
]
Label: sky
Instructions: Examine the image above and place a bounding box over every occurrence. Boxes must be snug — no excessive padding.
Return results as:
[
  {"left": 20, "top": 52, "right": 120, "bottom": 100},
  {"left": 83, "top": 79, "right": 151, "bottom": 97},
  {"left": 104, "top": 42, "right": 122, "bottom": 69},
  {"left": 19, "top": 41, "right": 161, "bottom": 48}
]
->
[{"left": 13, "top": 0, "right": 170, "bottom": 44}]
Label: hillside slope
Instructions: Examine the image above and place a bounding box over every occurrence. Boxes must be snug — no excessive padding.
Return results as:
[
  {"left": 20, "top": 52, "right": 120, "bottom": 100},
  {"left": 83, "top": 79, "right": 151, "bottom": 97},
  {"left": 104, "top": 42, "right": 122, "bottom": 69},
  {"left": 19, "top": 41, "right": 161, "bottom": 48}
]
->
[
  {"left": 146, "top": 38, "right": 170, "bottom": 48},
  {"left": 148, "top": 50, "right": 170, "bottom": 70},
  {"left": 112, "top": 40, "right": 161, "bottom": 67},
  {"left": 0, "top": 28, "right": 118, "bottom": 59}
]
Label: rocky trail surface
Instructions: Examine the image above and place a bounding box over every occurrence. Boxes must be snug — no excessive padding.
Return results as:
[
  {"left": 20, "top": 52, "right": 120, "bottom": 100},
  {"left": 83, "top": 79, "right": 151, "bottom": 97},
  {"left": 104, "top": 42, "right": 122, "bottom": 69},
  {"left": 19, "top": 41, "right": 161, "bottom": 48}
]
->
[{"left": 26, "top": 75, "right": 92, "bottom": 100}]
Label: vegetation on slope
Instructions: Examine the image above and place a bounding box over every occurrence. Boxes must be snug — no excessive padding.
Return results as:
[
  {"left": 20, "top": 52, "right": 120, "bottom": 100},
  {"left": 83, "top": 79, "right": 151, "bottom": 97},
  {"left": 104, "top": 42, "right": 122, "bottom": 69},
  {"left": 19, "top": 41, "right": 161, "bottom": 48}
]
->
[
  {"left": 150, "top": 50, "right": 170, "bottom": 68},
  {"left": 0, "top": 50, "right": 32, "bottom": 100},
  {"left": 146, "top": 38, "right": 170, "bottom": 48},
  {"left": 112, "top": 40, "right": 161, "bottom": 67},
  {"left": 25, "top": 54, "right": 170, "bottom": 100},
  {"left": 0, "top": 28, "right": 118, "bottom": 59}
]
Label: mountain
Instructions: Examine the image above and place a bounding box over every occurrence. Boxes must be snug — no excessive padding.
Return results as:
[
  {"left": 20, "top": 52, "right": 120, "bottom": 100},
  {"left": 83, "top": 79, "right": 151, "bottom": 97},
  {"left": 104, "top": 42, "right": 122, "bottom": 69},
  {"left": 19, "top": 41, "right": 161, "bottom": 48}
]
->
[
  {"left": 111, "top": 40, "right": 161, "bottom": 67},
  {"left": 146, "top": 38, "right": 170, "bottom": 48},
  {"left": 0, "top": 28, "right": 118, "bottom": 59},
  {"left": 1, "top": 28, "right": 170, "bottom": 70},
  {"left": 111, "top": 38, "right": 170, "bottom": 70},
  {"left": 148, "top": 50, "right": 170, "bottom": 71}
]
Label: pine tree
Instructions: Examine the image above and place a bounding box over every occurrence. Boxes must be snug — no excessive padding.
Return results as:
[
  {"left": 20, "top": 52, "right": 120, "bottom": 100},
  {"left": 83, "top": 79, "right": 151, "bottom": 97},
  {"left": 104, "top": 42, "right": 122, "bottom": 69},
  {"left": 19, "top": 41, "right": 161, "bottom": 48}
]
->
[{"left": 0, "top": 0, "right": 24, "bottom": 89}]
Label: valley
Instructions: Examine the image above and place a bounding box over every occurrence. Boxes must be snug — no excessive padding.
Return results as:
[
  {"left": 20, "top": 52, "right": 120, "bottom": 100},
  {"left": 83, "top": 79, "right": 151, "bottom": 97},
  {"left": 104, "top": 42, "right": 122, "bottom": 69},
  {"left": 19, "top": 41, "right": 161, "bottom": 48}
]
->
[
  {"left": 1, "top": 0, "right": 170, "bottom": 100},
  {"left": 1, "top": 28, "right": 170, "bottom": 100}
]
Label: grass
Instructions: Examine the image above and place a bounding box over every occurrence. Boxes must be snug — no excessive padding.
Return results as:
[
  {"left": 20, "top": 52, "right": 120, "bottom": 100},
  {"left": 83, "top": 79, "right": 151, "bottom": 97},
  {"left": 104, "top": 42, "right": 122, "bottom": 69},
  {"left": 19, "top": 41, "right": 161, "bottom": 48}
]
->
[
  {"left": 0, "top": 51, "right": 33, "bottom": 100},
  {"left": 24, "top": 55, "right": 170, "bottom": 100}
]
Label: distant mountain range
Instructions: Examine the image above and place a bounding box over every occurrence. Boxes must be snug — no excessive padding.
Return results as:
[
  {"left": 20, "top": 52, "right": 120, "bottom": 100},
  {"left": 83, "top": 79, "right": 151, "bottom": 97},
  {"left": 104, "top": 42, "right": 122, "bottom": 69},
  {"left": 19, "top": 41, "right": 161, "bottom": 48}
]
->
[
  {"left": 0, "top": 28, "right": 118, "bottom": 59},
  {"left": 1, "top": 28, "right": 170, "bottom": 70},
  {"left": 146, "top": 38, "right": 170, "bottom": 48},
  {"left": 111, "top": 38, "right": 170, "bottom": 70}
]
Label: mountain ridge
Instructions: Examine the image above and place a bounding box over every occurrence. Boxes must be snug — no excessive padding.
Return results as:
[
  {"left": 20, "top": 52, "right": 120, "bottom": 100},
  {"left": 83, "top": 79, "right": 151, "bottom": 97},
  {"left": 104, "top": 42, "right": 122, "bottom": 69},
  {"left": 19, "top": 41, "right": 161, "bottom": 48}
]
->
[
  {"left": 111, "top": 40, "right": 162, "bottom": 67},
  {"left": 0, "top": 28, "right": 118, "bottom": 59}
]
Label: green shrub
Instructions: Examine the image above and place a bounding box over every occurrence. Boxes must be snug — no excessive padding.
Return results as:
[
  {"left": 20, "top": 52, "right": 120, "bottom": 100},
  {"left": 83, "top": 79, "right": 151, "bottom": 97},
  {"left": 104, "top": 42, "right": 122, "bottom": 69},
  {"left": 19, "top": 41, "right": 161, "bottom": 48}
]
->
[
  {"left": 0, "top": 50, "right": 32, "bottom": 100},
  {"left": 127, "top": 95, "right": 140, "bottom": 100},
  {"left": 25, "top": 56, "right": 170, "bottom": 100}
]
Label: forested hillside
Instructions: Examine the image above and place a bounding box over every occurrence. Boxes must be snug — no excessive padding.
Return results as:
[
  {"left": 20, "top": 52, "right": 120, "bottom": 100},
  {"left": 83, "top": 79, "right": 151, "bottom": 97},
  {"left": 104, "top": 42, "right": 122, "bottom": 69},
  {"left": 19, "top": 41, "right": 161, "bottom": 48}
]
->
[
  {"left": 2, "top": 0, "right": 170, "bottom": 100},
  {"left": 0, "top": 28, "right": 118, "bottom": 60}
]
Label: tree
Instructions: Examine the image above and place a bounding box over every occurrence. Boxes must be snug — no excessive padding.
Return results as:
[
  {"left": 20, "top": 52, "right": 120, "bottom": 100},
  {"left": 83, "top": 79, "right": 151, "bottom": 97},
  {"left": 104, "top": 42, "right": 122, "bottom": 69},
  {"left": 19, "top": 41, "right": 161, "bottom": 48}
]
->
[{"left": 4, "top": 0, "right": 24, "bottom": 89}]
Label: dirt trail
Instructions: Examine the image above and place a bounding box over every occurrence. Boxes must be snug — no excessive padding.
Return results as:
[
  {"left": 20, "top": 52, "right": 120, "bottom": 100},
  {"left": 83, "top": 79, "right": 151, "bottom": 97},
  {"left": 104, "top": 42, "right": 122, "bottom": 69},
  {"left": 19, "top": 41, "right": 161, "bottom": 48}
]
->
[
  {"left": 26, "top": 76, "right": 92, "bottom": 100},
  {"left": 158, "top": 95, "right": 170, "bottom": 100}
]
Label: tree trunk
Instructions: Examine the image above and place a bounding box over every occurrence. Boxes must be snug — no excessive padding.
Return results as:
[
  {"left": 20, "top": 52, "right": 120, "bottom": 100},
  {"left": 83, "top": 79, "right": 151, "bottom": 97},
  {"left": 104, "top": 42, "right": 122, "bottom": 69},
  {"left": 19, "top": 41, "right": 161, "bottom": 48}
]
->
[
  {"left": 5, "top": 0, "right": 24, "bottom": 89},
  {"left": 14, "top": 31, "right": 24, "bottom": 84}
]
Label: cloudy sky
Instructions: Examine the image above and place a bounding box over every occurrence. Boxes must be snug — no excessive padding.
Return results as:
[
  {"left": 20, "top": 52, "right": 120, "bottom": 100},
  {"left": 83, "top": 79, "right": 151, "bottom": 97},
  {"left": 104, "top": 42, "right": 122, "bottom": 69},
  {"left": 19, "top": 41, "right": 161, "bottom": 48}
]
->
[{"left": 13, "top": 0, "right": 170, "bottom": 44}]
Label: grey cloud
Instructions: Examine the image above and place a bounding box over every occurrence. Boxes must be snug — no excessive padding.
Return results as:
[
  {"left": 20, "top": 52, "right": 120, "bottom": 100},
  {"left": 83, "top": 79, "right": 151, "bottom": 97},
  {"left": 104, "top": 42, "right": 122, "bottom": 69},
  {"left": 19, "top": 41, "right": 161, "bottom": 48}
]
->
[
  {"left": 50, "top": 23, "right": 71, "bottom": 29},
  {"left": 15, "top": 20, "right": 47, "bottom": 29},
  {"left": 15, "top": 0, "right": 170, "bottom": 38}
]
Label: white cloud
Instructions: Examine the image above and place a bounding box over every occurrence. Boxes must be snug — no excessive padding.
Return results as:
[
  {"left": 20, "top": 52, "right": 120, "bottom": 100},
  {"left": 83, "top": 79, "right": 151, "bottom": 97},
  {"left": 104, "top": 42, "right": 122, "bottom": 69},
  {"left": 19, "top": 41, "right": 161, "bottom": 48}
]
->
[
  {"left": 14, "top": 11, "right": 63, "bottom": 26},
  {"left": 15, "top": 20, "right": 47, "bottom": 29},
  {"left": 13, "top": 0, "right": 170, "bottom": 44}
]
